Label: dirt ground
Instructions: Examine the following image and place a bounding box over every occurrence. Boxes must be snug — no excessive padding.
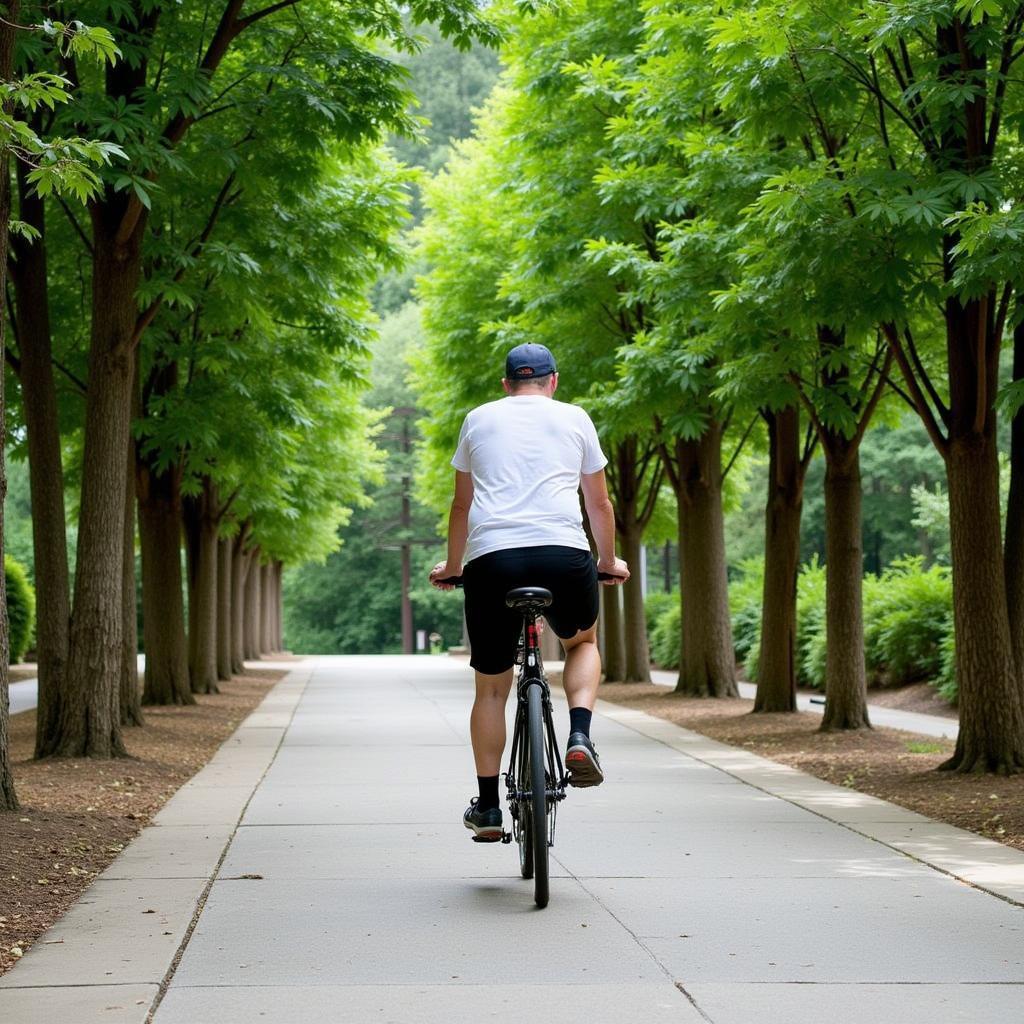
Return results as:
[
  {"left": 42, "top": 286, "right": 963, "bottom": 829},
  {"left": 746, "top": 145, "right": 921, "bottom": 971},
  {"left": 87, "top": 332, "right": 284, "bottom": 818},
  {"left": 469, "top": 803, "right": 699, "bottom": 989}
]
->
[
  {"left": 595, "top": 682, "right": 1023, "bottom": 854},
  {"left": 0, "top": 667, "right": 286, "bottom": 977}
]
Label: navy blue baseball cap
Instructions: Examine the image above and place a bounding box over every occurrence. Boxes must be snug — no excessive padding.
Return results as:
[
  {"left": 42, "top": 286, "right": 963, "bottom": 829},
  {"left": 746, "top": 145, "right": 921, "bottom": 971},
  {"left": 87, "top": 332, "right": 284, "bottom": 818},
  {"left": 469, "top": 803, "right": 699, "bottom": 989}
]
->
[{"left": 505, "top": 343, "right": 557, "bottom": 381}]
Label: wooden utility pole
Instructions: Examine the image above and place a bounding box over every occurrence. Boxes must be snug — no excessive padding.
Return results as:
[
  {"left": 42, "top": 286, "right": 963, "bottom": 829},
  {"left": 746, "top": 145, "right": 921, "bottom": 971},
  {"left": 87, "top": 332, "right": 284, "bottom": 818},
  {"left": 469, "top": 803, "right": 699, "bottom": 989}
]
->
[{"left": 400, "top": 413, "right": 413, "bottom": 655}]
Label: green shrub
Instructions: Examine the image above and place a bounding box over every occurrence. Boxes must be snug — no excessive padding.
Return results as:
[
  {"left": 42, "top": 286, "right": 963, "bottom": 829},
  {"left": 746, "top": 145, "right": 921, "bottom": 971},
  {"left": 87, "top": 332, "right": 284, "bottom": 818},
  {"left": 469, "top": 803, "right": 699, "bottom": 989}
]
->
[
  {"left": 644, "top": 590, "right": 677, "bottom": 645},
  {"left": 796, "top": 558, "right": 827, "bottom": 689},
  {"left": 651, "top": 601, "right": 681, "bottom": 670},
  {"left": 6, "top": 555, "right": 36, "bottom": 663},
  {"left": 936, "top": 622, "right": 957, "bottom": 704},
  {"left": 863, "top": 557, "right": 952, "bottom": 685},
  {"left": 729, "top": 557, "right": 763, "bottom": 678}
]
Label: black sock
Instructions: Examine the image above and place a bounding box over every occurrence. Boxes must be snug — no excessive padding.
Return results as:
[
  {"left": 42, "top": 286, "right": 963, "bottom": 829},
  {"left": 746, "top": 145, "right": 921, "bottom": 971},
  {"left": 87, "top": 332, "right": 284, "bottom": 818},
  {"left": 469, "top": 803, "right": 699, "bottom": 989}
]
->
[
  {"left": 569, "top": 707, "right": 592, "bottom": 739},
  {"left": 477, "top": 775, "right": 500, "bottom": 811}
]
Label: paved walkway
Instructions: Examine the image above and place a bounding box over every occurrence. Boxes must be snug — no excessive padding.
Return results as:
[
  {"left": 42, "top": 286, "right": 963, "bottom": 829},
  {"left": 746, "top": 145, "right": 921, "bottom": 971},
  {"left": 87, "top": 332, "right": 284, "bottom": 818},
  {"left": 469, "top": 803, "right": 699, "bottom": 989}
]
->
[{"left": 1, "top": 656, "right": 1021, "bottom": 1023}]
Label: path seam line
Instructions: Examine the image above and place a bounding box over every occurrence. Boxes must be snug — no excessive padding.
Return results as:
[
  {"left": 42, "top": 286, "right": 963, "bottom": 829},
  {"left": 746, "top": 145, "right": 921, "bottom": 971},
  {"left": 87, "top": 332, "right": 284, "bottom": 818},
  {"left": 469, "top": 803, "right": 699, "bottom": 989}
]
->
[{"left": 143, "top": 667, "right": 314, "bottom": 1023}]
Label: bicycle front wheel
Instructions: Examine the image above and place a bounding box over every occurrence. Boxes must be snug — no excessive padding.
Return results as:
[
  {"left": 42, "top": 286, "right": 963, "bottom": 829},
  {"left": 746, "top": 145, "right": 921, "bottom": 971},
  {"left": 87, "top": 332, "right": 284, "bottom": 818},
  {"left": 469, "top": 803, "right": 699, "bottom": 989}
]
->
[{"left": 527, "top": 682, "right": 549, "bottom": 908}]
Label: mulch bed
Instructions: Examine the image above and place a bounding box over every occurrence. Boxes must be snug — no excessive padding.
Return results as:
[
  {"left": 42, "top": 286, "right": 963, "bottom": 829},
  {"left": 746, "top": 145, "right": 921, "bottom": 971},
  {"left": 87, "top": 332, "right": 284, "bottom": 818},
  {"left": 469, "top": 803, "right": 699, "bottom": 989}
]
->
[
  {"left": 593, "top": 682, "right": 1024, "bottom": 854},
  {"left": 0, "top": 667, "right": 287, "bottom": 977}
]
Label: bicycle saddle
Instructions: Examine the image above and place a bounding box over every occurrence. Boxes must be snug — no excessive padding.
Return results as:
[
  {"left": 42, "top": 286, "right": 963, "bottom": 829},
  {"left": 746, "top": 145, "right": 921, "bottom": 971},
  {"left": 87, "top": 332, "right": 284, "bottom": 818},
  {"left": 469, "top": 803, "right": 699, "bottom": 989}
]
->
[{"left": 505, "top": 586, "right": 553, "bottom": 609}]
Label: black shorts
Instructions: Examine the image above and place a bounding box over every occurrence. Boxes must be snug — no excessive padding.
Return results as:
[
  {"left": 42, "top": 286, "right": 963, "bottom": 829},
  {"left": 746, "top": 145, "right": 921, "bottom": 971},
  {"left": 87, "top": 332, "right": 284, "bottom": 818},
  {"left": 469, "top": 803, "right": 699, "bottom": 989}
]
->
[{"left": 461, "top": 545, "right": 599, "bottom": 675}]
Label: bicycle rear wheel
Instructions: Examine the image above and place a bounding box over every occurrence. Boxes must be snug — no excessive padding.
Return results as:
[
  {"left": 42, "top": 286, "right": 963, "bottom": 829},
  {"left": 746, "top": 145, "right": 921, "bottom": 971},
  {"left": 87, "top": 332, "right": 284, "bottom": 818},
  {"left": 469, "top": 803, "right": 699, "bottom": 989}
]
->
[
  {"left": 516, "top": 703, "right": 534, "bottom": 880},
  {"left": 526, "top": 682, "right": 549, "bottom": 908}
]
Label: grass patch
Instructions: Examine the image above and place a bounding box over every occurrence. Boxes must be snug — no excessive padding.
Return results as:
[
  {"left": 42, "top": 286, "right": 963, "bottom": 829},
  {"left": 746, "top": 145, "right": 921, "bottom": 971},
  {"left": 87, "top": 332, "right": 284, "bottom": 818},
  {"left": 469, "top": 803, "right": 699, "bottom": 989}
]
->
[{"left": 905, "top": 740, "right": 945, "bottom": 754}]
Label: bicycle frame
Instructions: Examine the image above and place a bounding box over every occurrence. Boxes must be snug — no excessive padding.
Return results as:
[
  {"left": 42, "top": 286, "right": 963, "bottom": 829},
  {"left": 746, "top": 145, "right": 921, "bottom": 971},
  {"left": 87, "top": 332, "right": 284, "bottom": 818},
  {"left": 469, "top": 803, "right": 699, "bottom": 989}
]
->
[{"left": 503, "top": 606, "right": 568, "bottom": 847}]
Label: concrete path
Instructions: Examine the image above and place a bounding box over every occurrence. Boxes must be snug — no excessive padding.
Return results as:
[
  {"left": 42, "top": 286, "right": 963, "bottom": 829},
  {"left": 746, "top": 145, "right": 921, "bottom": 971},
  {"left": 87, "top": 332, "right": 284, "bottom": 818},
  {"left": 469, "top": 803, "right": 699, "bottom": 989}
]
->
[{"left": 1, "top": 656, "right": 1021, "bottom": 1024}]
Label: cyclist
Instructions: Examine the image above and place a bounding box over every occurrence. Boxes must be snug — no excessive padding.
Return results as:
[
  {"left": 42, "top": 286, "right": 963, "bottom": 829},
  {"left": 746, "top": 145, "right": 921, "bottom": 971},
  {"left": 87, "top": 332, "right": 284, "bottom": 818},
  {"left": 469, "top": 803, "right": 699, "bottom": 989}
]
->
[{"left": 429, "top": 343, "right": 629, "bottom": 842}]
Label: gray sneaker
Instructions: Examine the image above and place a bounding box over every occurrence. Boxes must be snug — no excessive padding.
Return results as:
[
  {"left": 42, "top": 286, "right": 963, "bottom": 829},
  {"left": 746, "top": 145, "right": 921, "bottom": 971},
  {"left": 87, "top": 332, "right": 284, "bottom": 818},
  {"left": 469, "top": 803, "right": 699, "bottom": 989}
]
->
[
  {"left": 565, "top": 732, "right": 604, "bottom": 787},
  {"left": 463, "top": 798, "right": 503, "bottom": 842}
]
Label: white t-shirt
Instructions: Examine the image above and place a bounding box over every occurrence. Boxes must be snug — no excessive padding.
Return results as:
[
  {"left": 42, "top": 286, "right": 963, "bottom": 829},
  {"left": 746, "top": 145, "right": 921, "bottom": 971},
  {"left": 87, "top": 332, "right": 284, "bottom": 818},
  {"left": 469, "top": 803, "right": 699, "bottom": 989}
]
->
[{"left": 451, "top": 395, "right": 608, "bottom": 564}]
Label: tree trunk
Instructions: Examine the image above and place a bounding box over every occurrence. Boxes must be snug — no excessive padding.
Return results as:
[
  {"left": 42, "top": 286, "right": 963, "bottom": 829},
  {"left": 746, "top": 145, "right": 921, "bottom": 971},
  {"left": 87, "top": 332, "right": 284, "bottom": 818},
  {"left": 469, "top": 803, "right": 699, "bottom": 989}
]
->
[
  {"left": 231, "top": 531, "right": 251, "bottom": 673},
  {"left": 137, "top": 451, "right": 193, "bottom": 706},
  {"left": 217, "top": 537, "right": 233, "bottom": 680},
  {"left": 0, "top": 2, "right": 20, "bottom": 806},
  {"left": 243, "top": 550, "right": 262, "bottom": 661},
  {"left": 601, "top": 574, "right": 626, "bottom": 681},
  {"left": 273, "top": 561, "right": 284, "bottom": 651},
  {"left": 260, "top": 562, "right": 273, "bottom": 654},
  {"left": 754, "top": 407, "right": 804, "bottom": 713},
  {"left": 819, "top": 442, "right": 870, "bottom": 730},
  {"left": 619, "top": 523, "right": 650, "bottom": 682},
  {"left": 946, "top": 432, "right": 1024, "bottom": 771},
  {"left": 673, "top": 424, "right": 737, "bottom": 697},
  {"left": 1004, "top": 316, "right": 1024, "bottom": 680},
  {"left": 120, "top": 421, "right": 143, "bottom": 727},
  {"left": 184, "top": 481, "right": 219, "bottom": 694},
  {"left": 11, "top": 158, "right": 72, "bottom": 759},
  {"left": 45, "top": 210, "right": 140, "bottom": 757}
]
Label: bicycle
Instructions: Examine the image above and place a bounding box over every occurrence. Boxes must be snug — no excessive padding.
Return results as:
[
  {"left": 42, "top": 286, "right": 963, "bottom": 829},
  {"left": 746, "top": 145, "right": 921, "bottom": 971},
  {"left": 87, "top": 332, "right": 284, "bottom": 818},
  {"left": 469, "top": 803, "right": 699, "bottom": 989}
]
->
[{"left": 438, "top": 571, "right": 617, "bottom": 909}]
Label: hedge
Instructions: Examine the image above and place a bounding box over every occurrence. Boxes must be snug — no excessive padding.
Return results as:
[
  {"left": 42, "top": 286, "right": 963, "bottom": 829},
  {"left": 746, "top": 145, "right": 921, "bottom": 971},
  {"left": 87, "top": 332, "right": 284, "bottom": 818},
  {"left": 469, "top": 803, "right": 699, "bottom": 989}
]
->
[{"left": 6, "top": 555, "right": 36, "bottom": 664}]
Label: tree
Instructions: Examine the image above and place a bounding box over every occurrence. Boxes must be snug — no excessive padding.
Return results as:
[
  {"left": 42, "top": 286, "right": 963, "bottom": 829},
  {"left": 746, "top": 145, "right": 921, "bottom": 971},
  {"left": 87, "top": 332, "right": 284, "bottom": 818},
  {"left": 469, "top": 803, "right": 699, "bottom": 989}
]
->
[
  {"left": 793, "top": 1, "right": 1024, "bottom": 768},
  {"left": 1, "top": 7, "right": 121, "bottom": 797},
  {"left": 26, "top": 0, "right": 497, "bottom": 756}
]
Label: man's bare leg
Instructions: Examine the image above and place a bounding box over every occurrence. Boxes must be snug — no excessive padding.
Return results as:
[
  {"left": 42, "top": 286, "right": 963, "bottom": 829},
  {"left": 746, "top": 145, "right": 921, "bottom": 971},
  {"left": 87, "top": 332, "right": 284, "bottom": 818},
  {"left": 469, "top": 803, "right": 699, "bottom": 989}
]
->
[
  {"left": 561, "top": 623, "right": 600, "bottom": 710},
  {"left": 470, "top": 668, "right": 514, "bottom": 776},
  {"left": 560, "top": 623, "right": 604, "bottom": 786}
]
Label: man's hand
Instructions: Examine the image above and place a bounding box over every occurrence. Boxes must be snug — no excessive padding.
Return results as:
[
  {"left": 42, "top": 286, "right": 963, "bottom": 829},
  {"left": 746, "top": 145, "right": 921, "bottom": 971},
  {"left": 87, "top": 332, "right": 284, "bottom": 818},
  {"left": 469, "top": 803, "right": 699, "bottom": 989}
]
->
[
  {"left": 597, "top": 556, "right": 630, "bottom": 584},
  {"left": 429, "top": 562, "right": 462, "bottom": 590}
]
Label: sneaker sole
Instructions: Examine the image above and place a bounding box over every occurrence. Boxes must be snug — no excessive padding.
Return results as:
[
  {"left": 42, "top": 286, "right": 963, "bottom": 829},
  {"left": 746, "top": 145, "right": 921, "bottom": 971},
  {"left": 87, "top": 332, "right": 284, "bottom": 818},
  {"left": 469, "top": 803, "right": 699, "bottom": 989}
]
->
[
  {"left": 566, "top": 746, "right": 604, "bottom": 787},
  {"left": 464, "top": 819, "right": 503, "bottom": 842}
]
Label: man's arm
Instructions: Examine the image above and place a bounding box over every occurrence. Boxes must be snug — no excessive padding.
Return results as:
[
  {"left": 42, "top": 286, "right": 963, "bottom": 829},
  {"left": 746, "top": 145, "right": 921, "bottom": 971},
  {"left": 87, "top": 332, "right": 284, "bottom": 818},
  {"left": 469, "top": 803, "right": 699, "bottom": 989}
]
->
[
  {"left": 581, "top": 469, "right": 630, "bottom": 583},
  {"left": 430, "top": 471, "right": 473, "bottom": 588}
]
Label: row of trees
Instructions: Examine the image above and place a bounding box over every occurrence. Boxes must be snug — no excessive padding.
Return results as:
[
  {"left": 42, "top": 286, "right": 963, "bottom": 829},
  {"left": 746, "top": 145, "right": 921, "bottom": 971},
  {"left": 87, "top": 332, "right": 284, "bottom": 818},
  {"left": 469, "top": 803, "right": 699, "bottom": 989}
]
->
[
  {"left": 414, "top": 0, "right": 1024, "bottom": 774},
  {"left": 0, "top": 0, "right": 499, "bottom": 811}
]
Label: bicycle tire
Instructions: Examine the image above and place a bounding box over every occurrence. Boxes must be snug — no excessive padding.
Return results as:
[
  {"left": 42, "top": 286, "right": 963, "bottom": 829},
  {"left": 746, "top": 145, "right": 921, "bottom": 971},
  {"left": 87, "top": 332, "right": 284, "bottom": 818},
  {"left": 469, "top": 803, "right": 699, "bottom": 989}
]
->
[
  {"left": 527, "top": 682, "right": 549, "bottom": 908},
  {"left": 516, "top": 703, "right": 534, "bottom": 880}
]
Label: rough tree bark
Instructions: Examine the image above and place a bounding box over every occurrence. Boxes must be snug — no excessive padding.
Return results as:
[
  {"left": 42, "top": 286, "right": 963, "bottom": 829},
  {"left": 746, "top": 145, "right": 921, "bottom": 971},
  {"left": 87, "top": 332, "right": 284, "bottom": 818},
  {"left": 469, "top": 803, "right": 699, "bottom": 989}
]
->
[
  {"left": 230, "top": 527, "right": 252, "bottom": 674},
  {"left": 275, "top": 562, "right": 285, "bottom": 651},
  {"left": 243, "top": 548, "right": 262, "bottom": 661},
  {"left": 819, "top": 438, "right": 870, "bottom": 730},
  {"left": 601, "top": 584, "right": 625, "bottom": 681},
  {"left": 1004, "top": 316, "right": 1024, "bottom": 681},
  {"left": 136, "top": 363, "right": 192, "bottom": 707},
  {"left": 0, "top": 0, "right": 21, "bottom": 806},
  {"left": 606, "top": 438, "right": 660, "bottom": 683},
  {"left": 941, "top": 297, "right": 1024, "bottom": 771},
  {"left": 184, "top": 479, "right": 220, "bottom": 694},
  {"left": 120, "top": 422, "right": 143, "bottom": 727},
  {"left": 259, "top": 562, "right": 273, "bottom": 654},
  {"left": 45, "top": 210, "right": 140, "bottom": 756},
  {"left": 10, "top": 158, "right": 73, "bottom": 757},
  {"left": 754, "top": 406, "right": 810, "bottom": 713},
  {"left": 9, "top": 159, "right": 73, "bottom": 753},
  {"left": 663, "top": 422, "right": 737, "bottom": 698},
  {"left": 217, "top": 537, "right": 234, "bottom": 680},
  {"left": 618, "top": 521, "right": 649, "bottom": 682}
]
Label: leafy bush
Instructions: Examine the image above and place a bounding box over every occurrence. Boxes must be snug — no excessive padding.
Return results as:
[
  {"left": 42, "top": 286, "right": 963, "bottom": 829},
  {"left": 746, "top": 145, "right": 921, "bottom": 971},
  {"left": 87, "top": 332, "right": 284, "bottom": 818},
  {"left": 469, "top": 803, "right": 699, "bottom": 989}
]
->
[
  {"left": 650, "top": 600, "right": 681, "bottom": 670},
  {"left": 644, "top": 590, "right": 677, "bottom": 645},
  {"left": 728, "top": 557, "right": 763, "bottom": 679},
  {"left": 936, "top": 624, "right": 957, "bottom": 704},
  {"left": 6, "top": 555, "right": 36, "bottom": 664},
  {"left": 795, "top": 558, "right": 827, "bottom": 688},
  {"left": 646, "top": 553, "right": 958, "bottom": 705},
  {"left": 863, "top": 557, "right": 952, "bottom": 685}
]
